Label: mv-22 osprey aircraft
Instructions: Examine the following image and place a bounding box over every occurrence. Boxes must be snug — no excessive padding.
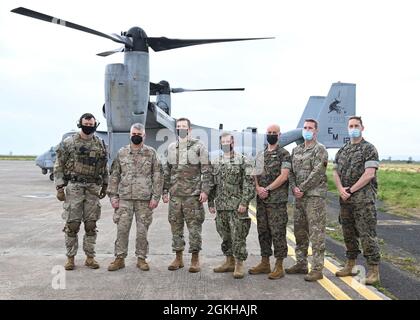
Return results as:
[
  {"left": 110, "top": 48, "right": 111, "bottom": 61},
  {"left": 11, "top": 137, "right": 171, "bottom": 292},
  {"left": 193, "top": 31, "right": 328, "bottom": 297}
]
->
[{"left": 12, "top": 7, "right": 355, "bottom": 178}]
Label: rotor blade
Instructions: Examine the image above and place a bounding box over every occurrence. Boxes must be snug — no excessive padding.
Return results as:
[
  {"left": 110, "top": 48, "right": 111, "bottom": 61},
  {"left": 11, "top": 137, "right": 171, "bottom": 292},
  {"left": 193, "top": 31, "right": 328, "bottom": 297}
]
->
[
  {"left": 147, "top": 37, "right": 274, "bottom": 52},
  {"left": 97, "top": 47, "right": 125, "bottom": 57},
  {"left": 171, "top": 88, "right": 245, "bottom": 93},
  {"left": 11, "top": 7, "right": 132, "bottom": 47}
]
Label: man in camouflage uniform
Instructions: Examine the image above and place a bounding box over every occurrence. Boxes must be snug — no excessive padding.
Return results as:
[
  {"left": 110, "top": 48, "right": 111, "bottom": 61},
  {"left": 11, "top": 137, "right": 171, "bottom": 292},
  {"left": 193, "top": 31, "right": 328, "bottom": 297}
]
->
[
  {"left": 286, "top": 119, "right": 328, "bottom": 282},
  {"left": 208, "top": 132, "right": 255, "bottom": 279},
  {"left": 54, "top": 113, "right": 108, "bottom": 270},
  {"left": 333, "top": 116, "right": 381, "bottom": 285},
  {"left": 107, "top": 123, "right": 163, "bottom": 272},
  {"left": 162, "top": 117, "right": 212, "bottom": 273},
  {"left": 249, "top": 124, "right": 291, "bottom": 280}
]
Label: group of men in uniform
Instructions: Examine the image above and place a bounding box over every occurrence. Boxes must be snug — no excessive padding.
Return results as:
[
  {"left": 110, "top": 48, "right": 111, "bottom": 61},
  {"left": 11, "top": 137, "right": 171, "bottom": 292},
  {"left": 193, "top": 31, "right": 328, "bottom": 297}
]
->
[{"left": 54, "top": 113, "right": 381, "bottom": 285}]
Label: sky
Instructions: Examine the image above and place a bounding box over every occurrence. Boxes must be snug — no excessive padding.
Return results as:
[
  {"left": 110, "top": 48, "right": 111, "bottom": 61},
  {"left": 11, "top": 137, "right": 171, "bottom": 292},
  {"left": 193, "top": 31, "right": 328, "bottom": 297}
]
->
[{"left": 1, "top": 0, "right": 420, "bottom": 160}]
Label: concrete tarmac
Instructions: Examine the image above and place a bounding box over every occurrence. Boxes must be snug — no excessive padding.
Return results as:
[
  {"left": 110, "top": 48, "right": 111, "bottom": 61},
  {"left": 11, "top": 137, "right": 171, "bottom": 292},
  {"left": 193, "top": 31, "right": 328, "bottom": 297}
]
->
[{"left": 0, "top": 161, "right": 387, "bottom": 300}]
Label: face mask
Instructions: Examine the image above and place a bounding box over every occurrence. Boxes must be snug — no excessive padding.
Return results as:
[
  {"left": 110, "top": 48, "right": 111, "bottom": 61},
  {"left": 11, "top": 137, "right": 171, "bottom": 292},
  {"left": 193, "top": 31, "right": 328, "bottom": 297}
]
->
[
  {"left": 81, "top": 125, "right": 96, "bottom": 135},
  {"left": 266, "top": 134, "right": 278, "bottom": 145},
  {"left": 348, "top": 128, "right": 361, "bottom": 139},
  {"left": 302, "top": 129, "right": 314, "bottom": 141},
  {"left": 131, "top": 135, "right": 143, "bottom": 145},
  {"left": 221, "top": 144, "right": 233, "bottom": 153},
  {"left": 177, "top": 129, "right": 188, "bottom": 139}
]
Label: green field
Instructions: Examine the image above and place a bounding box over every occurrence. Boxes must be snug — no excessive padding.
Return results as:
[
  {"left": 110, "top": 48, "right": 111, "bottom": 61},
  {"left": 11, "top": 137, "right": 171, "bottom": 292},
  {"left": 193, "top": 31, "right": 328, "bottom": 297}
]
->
[
  {"left": 327, "top": 162, "right": 420, "bottom": 217},
  {"left": 0, "top": 155, "right": 36, "bottom": 160}
]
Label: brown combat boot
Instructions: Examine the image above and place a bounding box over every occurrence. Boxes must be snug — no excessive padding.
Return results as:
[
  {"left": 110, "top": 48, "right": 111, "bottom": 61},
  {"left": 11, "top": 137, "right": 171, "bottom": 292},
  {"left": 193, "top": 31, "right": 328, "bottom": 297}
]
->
[
  {"left": 168, "top": 251, "right": 184, "bottom": 271},
  {"left": 268, "top": 258, "right": 284, "bottom": 280},
  {"left": 108, "top": 257, "right": 125, "bottom": 271},
  {"left": 189, "top": 252, "right": 201, "bottom": 273},
  {"left": 85, "top": 256, "right": 100, "bottom": 269},
  {"left": 64, "top": 256, "right": 75, "bottom": 270},
  {"left": 213, "top": 256, "right": 235, "bottom": 273},
  {"left": 285, "top": 263, "right": 309, "bottom": 274},
  {"left": 233, "top": 260, "right": 245, "bottom": 279},
  {"left": 248, "top": 256, "right": 271, "bottom": 274},
  {"left": 365, "top": 264, "right": 380, "bottom": 285},
  {"left": 137, "top": 258, "right": 150, "bottom": 271},
  {"left": 304, "top": 270, "right": 324, "bottom": 282},
  {"left": 335, "top": 259, "right": 357, "bottom": 277}
]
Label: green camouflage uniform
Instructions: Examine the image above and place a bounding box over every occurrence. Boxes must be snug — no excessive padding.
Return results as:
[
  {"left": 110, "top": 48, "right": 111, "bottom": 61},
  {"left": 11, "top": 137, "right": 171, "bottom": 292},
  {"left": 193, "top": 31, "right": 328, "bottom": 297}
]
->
[
  {"left": 208, "top": 153, "right": 255, "bottom": 261},
  {"left": 289, "top": 141, "right": 328, "bottom": 271},
  {"left": 333, "top": 139, "right": 380, "bottom": 265},
  {"left": 254, "top": 145, "right": 291, "bottom": 259},
  {"left": 108, "top": 144, "right": 163, "bottom": 259},
  {"left": 163, "top": 138, "right": 212, "bottom": 253},
  {"left": 54, "top": 133, "right": 108, "bottom": 258}
]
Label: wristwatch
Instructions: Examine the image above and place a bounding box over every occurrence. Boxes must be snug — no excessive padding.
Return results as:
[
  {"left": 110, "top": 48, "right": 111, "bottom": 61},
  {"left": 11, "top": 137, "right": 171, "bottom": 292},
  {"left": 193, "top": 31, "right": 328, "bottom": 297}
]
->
[{"left": 346, "top": 187, "right": 353, "bottom": 195}]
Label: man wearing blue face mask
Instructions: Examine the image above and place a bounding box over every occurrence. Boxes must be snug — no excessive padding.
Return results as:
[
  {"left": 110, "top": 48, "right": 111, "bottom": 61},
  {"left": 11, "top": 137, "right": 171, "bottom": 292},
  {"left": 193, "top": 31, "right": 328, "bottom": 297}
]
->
[
  {"left": 333, "top": 116, "right": 381, "bottom": 285},
  {"left": 287, "top": 119, "right": 328, "bottom": 282}
]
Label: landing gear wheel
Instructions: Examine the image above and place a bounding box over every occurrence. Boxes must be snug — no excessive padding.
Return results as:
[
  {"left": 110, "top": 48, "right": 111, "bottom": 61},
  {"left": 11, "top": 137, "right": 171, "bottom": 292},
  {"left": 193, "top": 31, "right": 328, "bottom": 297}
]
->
[
  {"left": 42, "top": 168, "right": 47, "bottom": 175},
  {"left": 49, "top": 173, "right": 54, "bottom": 181}
]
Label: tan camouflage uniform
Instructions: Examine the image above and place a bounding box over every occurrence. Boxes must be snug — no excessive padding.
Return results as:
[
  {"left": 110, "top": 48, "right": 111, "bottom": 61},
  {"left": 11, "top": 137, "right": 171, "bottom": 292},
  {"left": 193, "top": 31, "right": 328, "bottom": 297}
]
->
[
  {"left": 54, "top": 133, "right": 108, "bottom": 258},
  {"left": 208, "top": 153, "right": 255, "bottom": 261},
  {"left": 108, "top": 144, "right": 163, "bottom": 259},
  {"left": 163, "top": 138, "right": 212, "bottom": 253},
  {"left": 333, "top": 139, "right": 380, "bottom": 265},
  {"left": 289, "top": 141, "right": 328, "bottom": 271},
  {"left": 254, "top": 145, "right": 291, "bottom": 259}
]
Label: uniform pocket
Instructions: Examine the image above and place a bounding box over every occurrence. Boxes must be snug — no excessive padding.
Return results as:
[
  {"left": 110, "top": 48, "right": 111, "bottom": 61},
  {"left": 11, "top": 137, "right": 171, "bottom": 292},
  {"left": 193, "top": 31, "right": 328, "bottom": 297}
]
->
[{"left": 62, "top": 202, "right": 70, "bottom": 221}]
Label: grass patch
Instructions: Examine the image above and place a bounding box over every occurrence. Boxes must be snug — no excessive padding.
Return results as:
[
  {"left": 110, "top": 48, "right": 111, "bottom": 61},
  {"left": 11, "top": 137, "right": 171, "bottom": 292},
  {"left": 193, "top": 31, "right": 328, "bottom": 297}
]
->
[
  {"left": 372, "top": 283, "right": 398, "bottom": 300},
  {"left": 381, "top": 252, "right": 420, "bottom": 278},
  {"left": 377, "top": 170, "right": 420, "bottom": 210},
  {"left": 326, "top": 162, "right": 420, "bottom": 217},
  {"left": 0, "top": 155, "right": 36, "bottom": 160}
]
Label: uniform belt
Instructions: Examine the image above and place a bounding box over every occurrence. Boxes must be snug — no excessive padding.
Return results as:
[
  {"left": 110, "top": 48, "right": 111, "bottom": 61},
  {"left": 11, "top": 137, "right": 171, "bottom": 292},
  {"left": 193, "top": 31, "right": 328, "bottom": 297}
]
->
[{"left": 69, "top": 176, "right": 100, "bottom": 184}]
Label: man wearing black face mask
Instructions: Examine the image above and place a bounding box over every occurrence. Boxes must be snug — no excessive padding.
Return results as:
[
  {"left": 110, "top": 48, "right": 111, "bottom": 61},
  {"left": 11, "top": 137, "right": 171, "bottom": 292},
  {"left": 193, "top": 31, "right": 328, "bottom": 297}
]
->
[
  {"left": 54, "top": 113, "right": 109, "bottom": 271},
  {"left": 107, "top": 123, "right": 163, "bottom": 272},
  {"left": 249, "top": 124, "right": 291, "bottom": 280},
  {"left": 163, "top": 117, "right": 212, "bottom": 273}
]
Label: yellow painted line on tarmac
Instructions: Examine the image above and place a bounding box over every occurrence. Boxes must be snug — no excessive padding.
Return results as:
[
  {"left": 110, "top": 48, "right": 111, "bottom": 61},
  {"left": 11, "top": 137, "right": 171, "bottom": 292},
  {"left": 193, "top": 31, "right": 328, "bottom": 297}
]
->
[
  {"left": 248, "top": 205, "right": 351, "bottom": 300},
  {"left": 248, "top": 204, "right": 383, "bottom": 300},
  {"left": 286, "top": 230, "right": 383, "bottom": 300}
]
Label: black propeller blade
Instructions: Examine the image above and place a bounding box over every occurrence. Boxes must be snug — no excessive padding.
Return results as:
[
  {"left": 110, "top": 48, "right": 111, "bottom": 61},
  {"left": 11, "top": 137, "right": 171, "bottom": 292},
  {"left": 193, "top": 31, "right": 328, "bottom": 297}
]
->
[
  {"left": 11, "top": 7, "right": 132, "bottom": 47},
  {"left": 97, "top": 47, "right": 125, "bottom": 57},
  {"left": 171, "top": 88, "right": 245, "bottom": 93},
  {"left": 147, "top": 37, "right": 274, "bottom": 52}
]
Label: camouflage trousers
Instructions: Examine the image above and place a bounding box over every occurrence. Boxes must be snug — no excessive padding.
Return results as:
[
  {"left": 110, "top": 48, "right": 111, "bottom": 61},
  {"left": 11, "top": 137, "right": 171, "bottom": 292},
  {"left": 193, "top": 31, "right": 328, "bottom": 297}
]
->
[
  {"left": 114, "top": 200, "right": 153, "bottom": 259},
  {"left": 256, "top": 200, "right": 288, "bottom": 259},
  {"left": 62, "top": 182, "right": 101, "bottom": 258},
  {"left": 294, "top": 196, "right": 326, "bottom": 271},
  {"left": 168, "top": 196, "right": 205, "bottom": 253},
  {"left": 339, "top": 202, "right": 381, "bottom": 265},
  {"left": 215, "top": 210, "right": 251, "bottom": 261}
]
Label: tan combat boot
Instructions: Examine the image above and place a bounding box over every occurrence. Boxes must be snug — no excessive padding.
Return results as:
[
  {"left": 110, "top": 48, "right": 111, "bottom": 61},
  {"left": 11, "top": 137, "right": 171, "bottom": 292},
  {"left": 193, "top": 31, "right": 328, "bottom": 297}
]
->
[
  {"left": 285, "top": 263, "right": 309, "bottom": 274},
  {"left": 304, "top": 270, "right": 324, "bottom": 282},
  {"left": 168, "top": 251, "right": 184, "bottom": 271},
  {"left": 213, "top": 256, "right": 235, "bottom": 273},
  {"left": 233, "top": 260, "right": 245, "bottom": 279},
  {"left": 137, "top": 258, "right": 150, "bottom": 271},
  {"left": 64, "top": 256, "right": 75, "bottom": 271},
  {"left": 268, "top": 258, "right": 284, "bottom": 280},
  {"left": 248, "top": 256, "right": 271, "bottom": 274},
  {"left": 108, "top": 257, "right": 125, "bottom": 271},
  {"left": 85, "top": 256, "right": 100, "bottom": 269},
  {"left": 365, "top": 264, "right": 380, "bottom": 285},
  {"left": 335, "top": 259, "right": 357, "bottom": 277},
  {"left": 189, "top": 252, "right": 201, "bottom": 273}
]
